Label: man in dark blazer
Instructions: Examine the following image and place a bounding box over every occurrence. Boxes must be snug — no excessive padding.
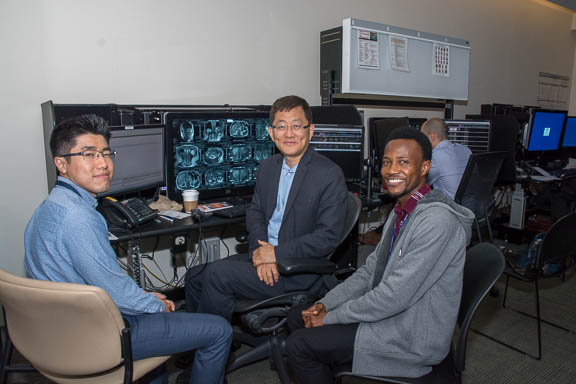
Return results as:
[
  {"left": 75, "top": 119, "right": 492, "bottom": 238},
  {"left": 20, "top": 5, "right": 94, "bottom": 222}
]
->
[{"left": 185, "top": 95, "right": 348, "bottom": 320}]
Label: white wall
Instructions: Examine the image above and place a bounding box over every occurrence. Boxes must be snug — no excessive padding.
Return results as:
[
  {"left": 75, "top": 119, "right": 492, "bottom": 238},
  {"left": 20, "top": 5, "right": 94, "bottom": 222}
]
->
[{"left": 1, "top": 0, "right": 574, "bottom": 275}]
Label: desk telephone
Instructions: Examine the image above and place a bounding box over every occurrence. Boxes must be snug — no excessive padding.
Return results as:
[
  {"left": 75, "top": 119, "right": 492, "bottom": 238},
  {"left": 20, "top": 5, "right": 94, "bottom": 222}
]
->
[{"left": 98, "top": 196, "right": 158, "bottom": 229}]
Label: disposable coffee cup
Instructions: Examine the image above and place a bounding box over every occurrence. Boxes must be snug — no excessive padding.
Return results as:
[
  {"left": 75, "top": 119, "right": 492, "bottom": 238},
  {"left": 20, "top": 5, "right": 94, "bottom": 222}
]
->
[{"left": 182, "top": 190, "right": 199, "bottom": 213}]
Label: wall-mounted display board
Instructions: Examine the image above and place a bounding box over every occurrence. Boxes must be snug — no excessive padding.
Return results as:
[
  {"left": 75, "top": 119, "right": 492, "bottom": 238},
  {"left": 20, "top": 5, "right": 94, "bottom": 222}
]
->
[{"left": 329, "top": 18, "right": 471, "bottom": 101}]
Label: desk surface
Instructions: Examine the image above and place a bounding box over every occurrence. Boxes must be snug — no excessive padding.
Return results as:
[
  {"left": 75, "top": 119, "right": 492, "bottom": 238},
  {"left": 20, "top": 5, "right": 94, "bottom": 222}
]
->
[{"left": 110, "top": 214, "right": 245, "bottom": 242}]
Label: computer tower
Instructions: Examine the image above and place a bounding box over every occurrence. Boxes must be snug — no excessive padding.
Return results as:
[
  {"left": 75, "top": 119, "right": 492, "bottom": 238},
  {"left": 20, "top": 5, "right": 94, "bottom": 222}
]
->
[
  {"left": 509, "top": 184, "right": 526, "bottom": 229},
  {"left": 320, "top": 27, "right": 343, "bottom": 106}
]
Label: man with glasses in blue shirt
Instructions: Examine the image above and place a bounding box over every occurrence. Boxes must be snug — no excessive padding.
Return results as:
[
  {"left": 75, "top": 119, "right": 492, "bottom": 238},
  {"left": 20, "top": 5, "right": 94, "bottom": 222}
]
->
[
  {"left": 185, "top": 95, "right": 348, "bottom": 320},
  {"left": 25, "top": 114, "right": 232, "bottom": 384}
]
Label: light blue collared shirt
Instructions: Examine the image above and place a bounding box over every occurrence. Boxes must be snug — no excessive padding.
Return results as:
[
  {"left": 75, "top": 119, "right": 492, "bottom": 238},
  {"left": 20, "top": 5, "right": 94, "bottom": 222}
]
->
[
  {"left": 267, "top": 160, "right": 298, "bottom": 246},
  {"left": 427, "top": 140, "right": 472, "bottom": 199},
  {"left": 24, "top": 177, "right": 164, "bottom": 315}
]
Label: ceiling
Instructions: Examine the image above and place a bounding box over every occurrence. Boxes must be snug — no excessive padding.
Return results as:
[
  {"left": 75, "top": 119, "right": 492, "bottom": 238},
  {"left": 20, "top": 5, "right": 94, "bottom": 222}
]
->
[{"left": 547, "top": 0, "right": 576, "bottom": 11}]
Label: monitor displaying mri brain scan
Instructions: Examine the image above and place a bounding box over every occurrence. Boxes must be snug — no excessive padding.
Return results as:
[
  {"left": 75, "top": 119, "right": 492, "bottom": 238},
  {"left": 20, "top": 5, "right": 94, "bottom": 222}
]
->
[{"left": 165, "top": 111, "right": 273, "bottom": 201}]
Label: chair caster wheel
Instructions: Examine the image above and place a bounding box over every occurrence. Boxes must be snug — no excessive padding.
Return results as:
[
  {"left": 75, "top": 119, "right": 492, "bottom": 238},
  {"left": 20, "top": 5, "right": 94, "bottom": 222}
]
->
[{"left": 489, "top": 287, "right": 499, "bottom": 297}]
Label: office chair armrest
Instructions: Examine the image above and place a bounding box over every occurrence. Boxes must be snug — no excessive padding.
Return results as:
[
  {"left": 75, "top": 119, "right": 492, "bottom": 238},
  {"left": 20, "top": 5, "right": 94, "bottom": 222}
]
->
[
  {"left": 277, "top": 258, "right": 336, "bottom": 276},
  {"left": 235, "top": 231, "right": 249, "bottom": 243}
]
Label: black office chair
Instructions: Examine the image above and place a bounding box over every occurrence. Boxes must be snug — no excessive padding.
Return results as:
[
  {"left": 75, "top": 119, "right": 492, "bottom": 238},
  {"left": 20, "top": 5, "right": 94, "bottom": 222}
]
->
[
  {"left": 479, "top": 212, "right": 576, "bottom": 360},
  {"left": 335, "top": 242, "right": 505, "bottom": 384},
  {"left": 226, "top": 192, "right": 362, "bottom": 383},
  {"left": 454, "top": 151, "right": 507, "bottom": 243}
]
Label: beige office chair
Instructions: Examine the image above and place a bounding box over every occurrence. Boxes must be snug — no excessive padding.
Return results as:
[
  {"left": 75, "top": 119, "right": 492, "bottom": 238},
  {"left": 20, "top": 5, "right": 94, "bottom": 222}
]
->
[{"left": 0, "top": 269, "right": 170, "bottom": 383}]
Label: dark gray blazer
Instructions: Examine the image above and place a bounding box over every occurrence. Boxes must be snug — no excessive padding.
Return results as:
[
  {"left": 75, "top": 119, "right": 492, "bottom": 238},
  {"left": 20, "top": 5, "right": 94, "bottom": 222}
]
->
[{"left": 246, "top": 146, "right": 348, "bottom": 262}]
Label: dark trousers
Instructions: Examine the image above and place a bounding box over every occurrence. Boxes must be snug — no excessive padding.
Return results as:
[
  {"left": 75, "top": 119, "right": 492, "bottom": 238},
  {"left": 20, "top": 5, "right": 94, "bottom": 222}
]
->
[
  {"left": 286, "top": 304, "right": 358, "bottom": 384},
  {"left": 185, "top": 253, "right": 319, "bottom": 319}
]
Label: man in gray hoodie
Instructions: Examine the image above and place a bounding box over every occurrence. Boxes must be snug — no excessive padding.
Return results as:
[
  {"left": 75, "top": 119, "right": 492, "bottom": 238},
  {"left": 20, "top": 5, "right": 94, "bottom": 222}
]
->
[{"left": 285, "top": 127, "right": 475, "bottom": 383}]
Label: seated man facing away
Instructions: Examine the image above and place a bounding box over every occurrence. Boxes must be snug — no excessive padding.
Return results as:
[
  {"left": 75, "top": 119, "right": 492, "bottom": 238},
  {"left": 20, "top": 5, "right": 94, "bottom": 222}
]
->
[
  {"left": 185, "top": 95, "right": 348, "bottom": 320},
  {"left": 420, "top": 117, "right": 472, "bottom": 199},
  {"left": 285, "top": 127, "right": 474, "bottom": 383},
  {"left": 25, "top": 115, "right": 232, "bottom": 384}
]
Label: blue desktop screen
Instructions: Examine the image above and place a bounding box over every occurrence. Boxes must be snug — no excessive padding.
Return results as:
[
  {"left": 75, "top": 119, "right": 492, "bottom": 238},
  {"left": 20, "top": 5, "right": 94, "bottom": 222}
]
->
[
  {"left": 562, "top": 117, "right": 576, "bottom": 148},
  {"left": 527, "top": 111, "right": 565, "bottom": 151}
]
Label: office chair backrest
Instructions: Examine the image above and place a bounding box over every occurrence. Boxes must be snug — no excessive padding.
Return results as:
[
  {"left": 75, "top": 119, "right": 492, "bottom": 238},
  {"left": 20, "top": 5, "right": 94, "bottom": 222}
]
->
[
  {"left": 455, "top": 242, "right": 505, "bottom": 372},
  {"left": 325, "top": 192, "right": 362, "bottom": 270},
  {"left": 454, "top": 151, "right": 507, "bottom": 218},
  {"left": 537, "top": 212, "right": 576, "bottom": 269},
  {"left": 0, "top": 269, "right": 126, "bottom": 376},
  {"left": 341, "top": 192, "right": 362, "bottom": 247}
]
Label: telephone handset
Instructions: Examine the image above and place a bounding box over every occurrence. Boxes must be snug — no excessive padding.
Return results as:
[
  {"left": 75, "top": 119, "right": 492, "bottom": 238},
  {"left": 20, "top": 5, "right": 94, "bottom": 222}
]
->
[{"left": 97, "top": 196, "right": 158, "bottom": 229}]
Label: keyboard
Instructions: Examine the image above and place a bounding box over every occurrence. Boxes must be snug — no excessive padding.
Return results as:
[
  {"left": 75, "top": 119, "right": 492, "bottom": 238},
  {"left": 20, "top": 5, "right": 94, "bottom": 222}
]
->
[
  {"left": 549, "top": 168, "right": 576, "bottom": 179},
  {"left": 212, "top": 204, "right": 250, "bottom": 218}
]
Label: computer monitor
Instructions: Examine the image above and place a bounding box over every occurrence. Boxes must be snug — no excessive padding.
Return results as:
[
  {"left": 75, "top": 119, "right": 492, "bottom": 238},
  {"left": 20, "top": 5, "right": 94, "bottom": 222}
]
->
[
  {"left": 524, "top": 110, "right": 566, "bottom": 152},
  {"left": 445, "top": 120, "right": 491, "bottom": 153},
  {"left": 368, "top": 117, "right": 410, "bottom": 167},
  {"left": 165, "top": 111, "right": 273, "bottom": 202},
  {"left": 310, "top": 124, "right": 364, "bottom": 184},
  {"left": 100, "top": 125, "right": 165, "bottom": 197},
  {"left": 561, "top": 116, "right": 576, "bottom": 148}
]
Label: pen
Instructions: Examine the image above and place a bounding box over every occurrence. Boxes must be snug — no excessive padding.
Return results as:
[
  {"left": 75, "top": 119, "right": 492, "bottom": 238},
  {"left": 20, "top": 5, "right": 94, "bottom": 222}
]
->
[{"left": 159, "top": 215, "right": 174, "bottom": 222}]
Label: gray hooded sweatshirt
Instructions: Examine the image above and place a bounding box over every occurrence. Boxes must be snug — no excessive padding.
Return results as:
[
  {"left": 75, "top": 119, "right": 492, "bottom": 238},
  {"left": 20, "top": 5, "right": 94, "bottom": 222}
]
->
[{"left": 321, "top": 189, "right": 474, "bottom": 378}]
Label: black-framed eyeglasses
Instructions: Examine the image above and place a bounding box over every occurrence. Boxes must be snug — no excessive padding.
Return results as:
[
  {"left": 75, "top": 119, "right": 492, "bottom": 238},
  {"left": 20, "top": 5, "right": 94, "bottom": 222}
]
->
[
  {"left": 270, "top": 123, "right": 310, "bottom": 132},
  {"left": 59, "top": 150, "right": 117, "bottom": 161}
]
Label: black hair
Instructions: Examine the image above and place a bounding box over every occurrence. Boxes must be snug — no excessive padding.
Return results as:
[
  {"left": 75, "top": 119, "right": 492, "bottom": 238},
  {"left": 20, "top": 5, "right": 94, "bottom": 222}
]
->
[
  {"left": 50, "top": 114, "right": 111, "bottom": 158},
  {"left": 384, "top": 127, "right": 432, "bottom": 161},
  {"left": 269, "top": 95, "right": 313, "bottom": 125}
]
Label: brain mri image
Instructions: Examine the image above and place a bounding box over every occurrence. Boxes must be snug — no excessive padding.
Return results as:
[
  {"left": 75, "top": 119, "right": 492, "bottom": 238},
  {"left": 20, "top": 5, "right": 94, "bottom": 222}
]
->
[
  {"left": 228, "top": 166, "right": 252, "bottom": 185},
  {"left": 176, "top": 170, "right": 202, "bottom": 190},
  {"left": 229, "top": 120, "right": 250, "bottom": 138},
  {"left": 203, "top": 120, "right": 225, "bottom": 142},
  {"left": 179, "top": 120, "right": 195, "bottom": 142},
  {"left": 254, "top": 143, "right": 273, "bottom": 162},
  {"left": 205, "top": 169, "right": 226, "bottom": 188},
  {"left": 174, "top": 144, "right": 200, "bottom": 168},
  {"left": 203, "top": 147, "right": 225, "bottom": 165},
  {"left": 228, "top": 144, "right": 252, "bottom": 163},
  {"left": 255, "top": 120, "right": 269, "bottom": 140}
]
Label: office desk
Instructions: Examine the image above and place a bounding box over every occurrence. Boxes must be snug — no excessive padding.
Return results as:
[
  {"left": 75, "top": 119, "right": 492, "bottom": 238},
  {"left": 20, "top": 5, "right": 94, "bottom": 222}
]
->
[{"left": 110, "top": 214, "right": 246, "bottom": 287}]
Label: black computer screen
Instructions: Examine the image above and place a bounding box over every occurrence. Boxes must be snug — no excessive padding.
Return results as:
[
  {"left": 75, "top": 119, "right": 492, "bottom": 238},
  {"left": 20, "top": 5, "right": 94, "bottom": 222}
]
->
[
  {"left": 525, "top": 110, "right": 566, "bottom": 152},
  {"left": 562, "top": 116, "right": 576, "bottom": 148},
  {"left": 368, "top": 117, "right": 410, "bottom": 166},
  {"left": 165, "top": 111, "right": 273, "bottom": 201},
  {"left": 101, "top": 125, "right": 165, "bottom": 197},
  {"left": 310, "top": 124, "right": 364, "bottom": 183}
]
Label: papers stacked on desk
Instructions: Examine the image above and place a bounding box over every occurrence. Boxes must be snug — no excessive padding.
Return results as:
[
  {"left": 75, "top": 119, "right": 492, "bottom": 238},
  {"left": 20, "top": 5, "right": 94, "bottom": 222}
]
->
[{"left": 197, "top": 202, "right": 233, "bottom": 213}]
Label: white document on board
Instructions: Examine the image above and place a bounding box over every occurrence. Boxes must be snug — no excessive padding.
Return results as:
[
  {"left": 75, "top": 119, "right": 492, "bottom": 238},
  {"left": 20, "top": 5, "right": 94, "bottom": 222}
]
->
[
  {"left": 358, "top": 30, "right": 379, "bottom": 69},
  {"left": 389, "top": 35, "right": 409, "bottom": 72}
]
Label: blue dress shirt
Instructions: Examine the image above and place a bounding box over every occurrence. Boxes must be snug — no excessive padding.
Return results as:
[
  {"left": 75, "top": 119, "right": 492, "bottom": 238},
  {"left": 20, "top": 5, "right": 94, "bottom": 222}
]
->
[
  {"left": 24, "top": 177, "right": 164, "bottom": 315},
  {"left": 427, "top": 140, "right": 472, "bottom": 199},
  {"left": 267, "top": 160, "right": 298, "bottom": 246}
]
